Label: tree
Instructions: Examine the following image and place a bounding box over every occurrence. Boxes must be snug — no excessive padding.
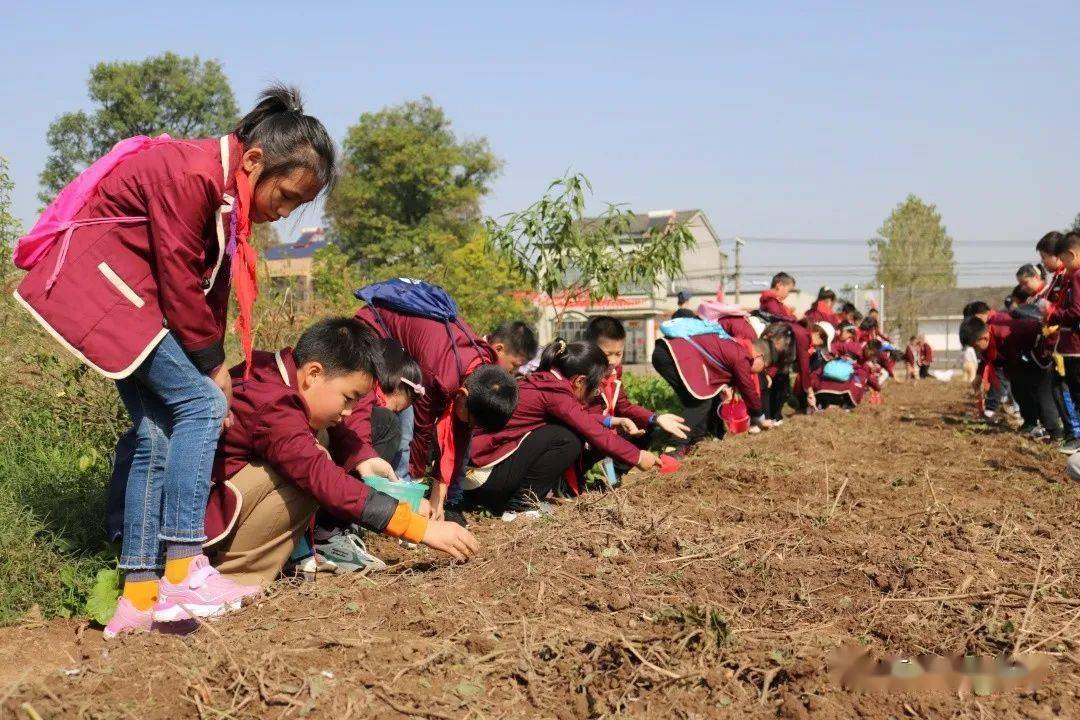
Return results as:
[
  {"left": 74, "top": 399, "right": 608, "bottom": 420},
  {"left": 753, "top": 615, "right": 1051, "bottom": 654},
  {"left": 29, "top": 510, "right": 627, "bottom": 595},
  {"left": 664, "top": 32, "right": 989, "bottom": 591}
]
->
[
  {"left": 324, "top": 96, "right": 501, "bottom": 276},
  {"left": 871, "top": 194, "right": 956, "bottom": 339},
  {"left": 39, "top": 52, "right": 238, "bottom": 203},
  {"left": 0, "top": 156, "right": 20, "bottom": 287},
  {"left": 1068, "top": 213, "right": 1080, "bottom": 233},
  {"left": 486, "top": 174, "right": 697, "bottom": 327}
]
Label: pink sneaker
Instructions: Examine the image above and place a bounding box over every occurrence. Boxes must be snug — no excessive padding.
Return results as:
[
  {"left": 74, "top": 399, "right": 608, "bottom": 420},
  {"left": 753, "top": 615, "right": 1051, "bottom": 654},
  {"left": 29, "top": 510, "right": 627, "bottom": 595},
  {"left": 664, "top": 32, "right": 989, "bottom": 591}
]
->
[
  {"left": 103, "top": 597, "right": 153, "bottom": 639},
  {"left": 152, "top": 555, "right": 261, "bottom": 623}
]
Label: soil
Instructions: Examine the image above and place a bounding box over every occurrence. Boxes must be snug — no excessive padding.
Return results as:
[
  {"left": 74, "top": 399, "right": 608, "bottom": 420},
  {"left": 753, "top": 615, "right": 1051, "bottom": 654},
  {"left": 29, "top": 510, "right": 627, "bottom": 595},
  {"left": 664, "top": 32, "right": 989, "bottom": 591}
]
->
[{"left": 1, "top": 380, "right": 1077, "bottom": 719}]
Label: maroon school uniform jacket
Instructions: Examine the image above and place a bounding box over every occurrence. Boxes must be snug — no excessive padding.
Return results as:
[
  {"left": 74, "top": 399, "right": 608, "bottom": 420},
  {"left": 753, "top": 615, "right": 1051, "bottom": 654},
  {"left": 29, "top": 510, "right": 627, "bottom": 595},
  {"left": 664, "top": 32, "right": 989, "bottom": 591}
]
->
[
  {"left": 1048, "top": 271, "right": 1080, "bottom": 355},
  {"left": 203, "top": 348, "right": 399, "bottom": 546},
  {"left": 654, "top": 334, "right": 763, "bottom": 415},
  {"left": 830, "top": 339, "right": 865, "bottom": 359},
  {"left": 759, "top": 290, "right": 797, "bottom": 320},
  {"left": 997, "top": 318, "right": 1041, "bottom": 375},
  {"left": 787, "top": 322, "right": 814, "bottom": 393},
  {"left": 470, "top": 370, "right": 640, "bottom": 469},
  {"left": 585, "top": 365, "right": 655, "bottom": 427},
  {"left": 804, "top": 301, "right": 841, "bottom": 326},
  {"left": 16, "top": 136, "right": 242, "bottom": 377},
  {"left": 920, "top": 344, "right": 934, "bottom": 364},
  {"left": 718, "top": 315, "right": 758, "bottom": 343},
  {"left": 354, "top": 306, "right": 496, "bottom": 483},
  {"left": 812, "top": 355, "right": 877, "bottom": 404}
]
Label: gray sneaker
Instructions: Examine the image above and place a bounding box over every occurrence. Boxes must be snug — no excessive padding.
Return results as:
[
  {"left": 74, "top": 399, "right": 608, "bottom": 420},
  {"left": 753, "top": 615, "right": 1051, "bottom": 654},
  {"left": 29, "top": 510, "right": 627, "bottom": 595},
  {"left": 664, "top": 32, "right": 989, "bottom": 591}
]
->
[
  {"left": 315, "top": 530, "right": 387, "bottom": 573},
  {"left": 1059, "top": 438, "right": 1080, "bottom": 455}
]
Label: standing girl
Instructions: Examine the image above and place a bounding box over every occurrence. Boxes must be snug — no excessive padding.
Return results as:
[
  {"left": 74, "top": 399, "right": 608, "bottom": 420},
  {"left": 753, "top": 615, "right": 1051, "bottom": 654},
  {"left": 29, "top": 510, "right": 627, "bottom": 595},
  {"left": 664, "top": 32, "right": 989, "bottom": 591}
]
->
[{"left": 14, "top": 85, "right": 336, "bottom": 637}]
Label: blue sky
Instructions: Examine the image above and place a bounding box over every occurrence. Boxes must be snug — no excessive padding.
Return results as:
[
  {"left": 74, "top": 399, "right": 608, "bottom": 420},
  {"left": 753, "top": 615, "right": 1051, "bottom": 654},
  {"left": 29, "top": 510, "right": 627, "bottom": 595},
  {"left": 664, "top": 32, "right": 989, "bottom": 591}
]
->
[{"left": 3, "top": 1, "right": 1078, "bottom": 291}]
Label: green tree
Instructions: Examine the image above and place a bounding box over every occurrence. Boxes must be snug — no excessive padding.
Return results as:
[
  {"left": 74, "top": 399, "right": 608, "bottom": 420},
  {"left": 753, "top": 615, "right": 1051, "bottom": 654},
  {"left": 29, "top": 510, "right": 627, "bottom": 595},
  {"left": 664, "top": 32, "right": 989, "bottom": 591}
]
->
[
  {"left": 486, "top": 175, "right": 697, "bottom": 327},
  {"left": 871, "top": 194, "right": 956, "bottom": 338},
  {"left": 1, "top": 156, "right": 20, "bottom": 287},
  {"left": 39, "top": 52, "right": 238, "bottom": 203},
  {"left": 325, "top": 96, "right": 501, "bottom": 276},
  {"left": 1068, "top": 213, "right": 1080, "bottom": 233},
  {"left": 441, "top": 231, "right": 535, "bottom": 334}
]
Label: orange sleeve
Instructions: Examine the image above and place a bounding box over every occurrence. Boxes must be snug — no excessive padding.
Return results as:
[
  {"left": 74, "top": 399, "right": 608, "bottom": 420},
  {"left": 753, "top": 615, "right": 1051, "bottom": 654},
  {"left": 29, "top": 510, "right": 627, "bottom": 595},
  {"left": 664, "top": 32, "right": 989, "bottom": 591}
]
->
[{"left": 383, "top": 502, "right": 428, "bottom": 544}]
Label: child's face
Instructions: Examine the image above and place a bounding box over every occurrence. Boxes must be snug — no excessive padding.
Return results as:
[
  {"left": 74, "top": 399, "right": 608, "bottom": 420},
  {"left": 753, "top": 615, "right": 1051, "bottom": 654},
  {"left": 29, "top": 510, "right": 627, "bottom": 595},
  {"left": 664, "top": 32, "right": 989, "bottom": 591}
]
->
[
  {"left": 298, "top": 364, "right": 374, "bottom": 431},
  {"left": 810, "top": 331, "right": 825, "bottom": 349},
  {"left": 838, "top": 329, "right": 852, "bottom": 341},
  {"left": 242, "top": 148, "right": 323, "bottom": 223},
  {"left": 1060, "top": 250, "right": 1080, "bottom": 272},
  {"left": 570, "top": 375, "right": 593, "bottom": 402},
  {"left": 492, "top": 343, "right": 528, "bottom": 374},
  {"left": 973, "top": 333, "right": 990, "bottom": 352},
  {"left": 384, "top": 388, "right": 412, "bottom": 413},
  {"left": 596, "top": 337, "right": 625, "bottom": 369},
  {"left": 774, "top": 282, "right": 793, "bottom": 300},
  {"left": 750, "top": 352, "right": 766, "bottom": 374},
  {"left": 1040, "top": 251, "right": 1062, "bottom": 272},
  {"left": 1018, "top": 275, "right": 1042, "bottom": 294}
]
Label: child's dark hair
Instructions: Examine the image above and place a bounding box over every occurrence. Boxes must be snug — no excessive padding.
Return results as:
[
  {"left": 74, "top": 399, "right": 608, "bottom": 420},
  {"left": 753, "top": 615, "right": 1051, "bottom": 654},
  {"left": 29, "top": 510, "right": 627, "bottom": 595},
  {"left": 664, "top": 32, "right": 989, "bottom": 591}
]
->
[
  {"left": 376, "top": 339, "right": 423, "bottom": 401},
  {"left": 760, "top": 322, "right": 795, "bottom": 366},
  {"left": 585, "top": 315, "right": 626, "bottom": 342},
  {"left": 1016, "top": 263, "right": 1042, "bottom": 281},
  {"left": 837, "top": 300, "right": 855, "bottom": 315},
  {"left": 463, "top": 365, "right": 518, "bottom": 432},
  {"left": 770, "top": 272, "right": 795, "bottom": 289},
  {"left": 962, "top": 300, "right": 990, "bottom": 318},
  {"left": 234, "top": 83, "right": 337, "bottom": 194},
  {"left": 488, "top": 321, "right": 539, "bottom": 360},
  {"left": 1037, "top": 231, "right": 1064, "bottom": 255},
  {"left": 859, "top": 316, "right": 878, "bottom": 332},
  {"left": 909, "top": 335, "right": 918, "bottom": 343},
  {"left": 295, "top": 317, "right": 383, "bottom": 378},
  {"left": 1010, "top": 284, "right": 1033, "bottom": 304},
  {"left": 1056, "top": 231, "right": 1080, "bottom": 256},
  {"left": 816, "top": 286, "right": 836, "bottom": 302},
  {"left": 959, "top": 316, "right": 989, "bottom": 348},
  {"left": 538, "top": 339, "right": 609, "bottom": 395},
  {"left": 850, "top": 310, "right": 863, "bottom": 323},
  {"left": 864, "top": 339, "right": 883, "bottom": 355},
  {"left": 751, "top": 338, "right": 773, "bottom": 366}
]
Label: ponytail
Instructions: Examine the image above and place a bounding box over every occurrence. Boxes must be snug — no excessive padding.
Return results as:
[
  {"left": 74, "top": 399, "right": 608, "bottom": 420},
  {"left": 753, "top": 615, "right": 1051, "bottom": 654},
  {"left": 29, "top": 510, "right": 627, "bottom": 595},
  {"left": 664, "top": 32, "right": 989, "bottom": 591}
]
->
[
  {"left": 817, "top": 286, "right": 836, "bottom": 302},
  {"left": 234, "top": 83, "right": 337, "bottom": 193},
  {"left": 538, "top": 339, "right": 609, "bottom": 394}
]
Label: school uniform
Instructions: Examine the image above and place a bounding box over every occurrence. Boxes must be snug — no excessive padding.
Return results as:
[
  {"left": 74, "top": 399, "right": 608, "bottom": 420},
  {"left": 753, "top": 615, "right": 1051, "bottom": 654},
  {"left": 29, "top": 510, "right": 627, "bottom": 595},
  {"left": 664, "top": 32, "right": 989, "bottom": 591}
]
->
[
  {"left": 717, "top": 315, "right": 758, "bottom": 343},
  {"left": 651, "top": 333, "right": 763, "bottom": 447},
  {"left": 918, "top": 343, "right": 934, "bottom": 378},
  {"left": 466, "top": 370, "right": 640, "bottom": 511},
  {"left": 203, "top": 348, "right": 425, "bottom": 586},
  {"left": 583, "top": 365, "right": 657, "bottom": 474},
  {"left": 804, "top": 302, "right": 841, "bottom": 326},
  {"left": 353, "top": 306, "right": 496, "bottom": 488},
  {"left": 811, "top": 353, "right": 878, "bottom": 408},
  {"left": 1046, "top": 270, "right": 1080, "bottom": 425},
  {"left": 759, "top": 290, "right": 797, "bottom": 321}
]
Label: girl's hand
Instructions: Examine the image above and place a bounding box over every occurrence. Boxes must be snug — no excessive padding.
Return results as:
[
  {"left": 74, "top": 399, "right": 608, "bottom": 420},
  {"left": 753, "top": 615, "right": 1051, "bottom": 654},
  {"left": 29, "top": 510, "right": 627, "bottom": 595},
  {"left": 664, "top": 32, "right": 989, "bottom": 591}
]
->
[
  {"left": 428, "top": 482, "right": 447, "bottom": 522},
  {"left": 211, "top": 364, "right": 234, "bottom": 430},
  {"left": 357, "top": 457, "right": 399, "bottom": 483},
  {"left": 611, "top": 417, "right": 645, "bottom": 436},
  {"left": 636, "top": 450, "right": 659, "bottom": 471},
  {"left": 421, "top": 520, "right": 479, "bottom": 561},
  {"left": 655, "top": 413, "right": 690, "bottom": 440}
]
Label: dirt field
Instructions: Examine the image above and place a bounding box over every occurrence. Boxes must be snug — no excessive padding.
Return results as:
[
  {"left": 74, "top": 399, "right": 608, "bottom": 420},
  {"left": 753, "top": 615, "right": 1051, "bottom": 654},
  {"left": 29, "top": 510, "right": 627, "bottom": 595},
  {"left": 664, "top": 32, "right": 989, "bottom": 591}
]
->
[{"left": 1, "top": 380, "right": 1077, "bottom": 719}]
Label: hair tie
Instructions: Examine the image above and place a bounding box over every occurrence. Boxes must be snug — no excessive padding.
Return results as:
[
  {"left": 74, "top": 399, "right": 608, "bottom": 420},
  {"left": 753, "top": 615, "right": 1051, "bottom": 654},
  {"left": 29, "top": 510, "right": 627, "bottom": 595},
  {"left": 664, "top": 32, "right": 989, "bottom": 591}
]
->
[{"left": 554, "top": 338, "right": 567, "bottom": 356}]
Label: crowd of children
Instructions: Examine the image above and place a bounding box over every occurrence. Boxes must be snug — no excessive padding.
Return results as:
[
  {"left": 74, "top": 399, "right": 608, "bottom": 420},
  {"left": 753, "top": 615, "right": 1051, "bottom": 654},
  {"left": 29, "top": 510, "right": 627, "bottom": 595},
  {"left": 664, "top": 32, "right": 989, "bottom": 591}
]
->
[
  {"left": 11, "top": 84, "right": 916, "bottom": 640},
  {"left": 959, "top": 230, "right": 1080, "bottom": 456}
]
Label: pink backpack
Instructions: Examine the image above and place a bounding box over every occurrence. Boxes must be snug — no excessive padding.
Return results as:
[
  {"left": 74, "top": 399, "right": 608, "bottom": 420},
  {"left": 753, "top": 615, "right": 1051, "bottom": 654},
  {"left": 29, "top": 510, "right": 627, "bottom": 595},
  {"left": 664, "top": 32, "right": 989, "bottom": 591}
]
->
[{"left": 13, "top": 134, "right": 173, "bottom": 290}]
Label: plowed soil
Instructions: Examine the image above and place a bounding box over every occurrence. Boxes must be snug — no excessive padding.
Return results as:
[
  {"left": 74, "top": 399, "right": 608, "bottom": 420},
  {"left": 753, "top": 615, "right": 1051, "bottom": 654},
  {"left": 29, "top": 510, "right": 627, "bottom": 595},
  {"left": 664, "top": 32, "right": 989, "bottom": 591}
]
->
[{"left": 1, "top": 380, "right": 1077, "bottom": 719}]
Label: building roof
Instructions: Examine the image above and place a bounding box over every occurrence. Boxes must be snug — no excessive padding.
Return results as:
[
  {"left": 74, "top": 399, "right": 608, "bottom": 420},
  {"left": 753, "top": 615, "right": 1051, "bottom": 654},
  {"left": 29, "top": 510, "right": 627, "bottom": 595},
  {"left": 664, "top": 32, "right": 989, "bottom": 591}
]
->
[
  {"left": 581, "top": 209, "right": 720, "bottom": 246},
  {"left": 885, "top": 286, "right": 1013, "bottom": 318},
  {"left": 263, "top": 228, "right": 328, "bottom": 260}
]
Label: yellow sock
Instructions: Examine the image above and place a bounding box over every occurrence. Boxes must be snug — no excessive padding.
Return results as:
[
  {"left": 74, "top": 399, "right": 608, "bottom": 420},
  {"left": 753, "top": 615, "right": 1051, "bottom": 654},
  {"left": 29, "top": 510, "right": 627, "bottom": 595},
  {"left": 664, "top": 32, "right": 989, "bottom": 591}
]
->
[
  {"left": 122, "top": 579, "right": 158, "bottom": 612},
  {"left": 164, "top": 555, "right": 196, "bottom": 584}
]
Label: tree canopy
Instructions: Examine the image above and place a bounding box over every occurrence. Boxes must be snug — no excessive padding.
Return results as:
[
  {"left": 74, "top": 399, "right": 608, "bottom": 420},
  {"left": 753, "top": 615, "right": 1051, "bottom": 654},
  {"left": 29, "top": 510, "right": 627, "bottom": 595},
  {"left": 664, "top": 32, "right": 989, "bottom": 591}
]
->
[
  {"left": 871, "top": 194, "right": 956, "bottom": 337},
  {"left": 39, "top": 52, "right": 238, "bottom": 203},
  {"left": 1, "top": 156, "right": 19, "bottom": 286}
]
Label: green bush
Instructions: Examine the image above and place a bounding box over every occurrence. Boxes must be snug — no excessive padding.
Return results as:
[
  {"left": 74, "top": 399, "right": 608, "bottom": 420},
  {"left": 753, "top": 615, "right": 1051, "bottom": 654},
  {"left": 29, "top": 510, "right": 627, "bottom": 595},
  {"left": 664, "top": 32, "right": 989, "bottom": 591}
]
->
[{"left": 622, "top": 371, "right": 680, "bottom": 415}]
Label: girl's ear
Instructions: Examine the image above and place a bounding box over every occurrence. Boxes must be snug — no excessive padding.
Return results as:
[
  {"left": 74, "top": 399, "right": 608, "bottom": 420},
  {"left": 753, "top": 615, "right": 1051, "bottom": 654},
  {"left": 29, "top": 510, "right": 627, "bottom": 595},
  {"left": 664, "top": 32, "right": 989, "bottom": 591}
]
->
[{"left": 241, "top": 147, "right": 265, "bottom": 180}]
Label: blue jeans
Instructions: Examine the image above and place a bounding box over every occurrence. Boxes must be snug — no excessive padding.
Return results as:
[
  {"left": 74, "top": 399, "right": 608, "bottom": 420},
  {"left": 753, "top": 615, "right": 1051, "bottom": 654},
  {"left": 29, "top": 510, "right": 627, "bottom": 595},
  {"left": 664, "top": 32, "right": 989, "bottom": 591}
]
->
[
  {"left": 394, "top": 405, "right": 415, "bottom": 482},
  {"left": 114, "top": 333, "right": 227, "bottom": 571}
]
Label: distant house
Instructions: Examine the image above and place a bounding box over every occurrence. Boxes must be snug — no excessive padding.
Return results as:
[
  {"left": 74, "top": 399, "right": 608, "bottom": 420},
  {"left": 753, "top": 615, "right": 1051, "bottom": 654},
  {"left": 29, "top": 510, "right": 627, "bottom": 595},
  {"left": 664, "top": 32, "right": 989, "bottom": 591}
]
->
[
  {"left": 261, "top": 227, "right": 328, "bottom": 300},
  {"left": 886, "top": 286, "right": 1012, "bottom": 359},
  {"left": 532, "top": 209, "right": 726, "bottom": 367}
]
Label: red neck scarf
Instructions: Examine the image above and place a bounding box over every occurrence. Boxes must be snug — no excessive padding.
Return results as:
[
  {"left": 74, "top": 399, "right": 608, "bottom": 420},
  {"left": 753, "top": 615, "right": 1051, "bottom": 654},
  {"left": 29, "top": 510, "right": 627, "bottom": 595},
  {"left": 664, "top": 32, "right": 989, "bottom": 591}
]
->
[{"left": 230, "top": 170, "right": 257, "bottom": 378}]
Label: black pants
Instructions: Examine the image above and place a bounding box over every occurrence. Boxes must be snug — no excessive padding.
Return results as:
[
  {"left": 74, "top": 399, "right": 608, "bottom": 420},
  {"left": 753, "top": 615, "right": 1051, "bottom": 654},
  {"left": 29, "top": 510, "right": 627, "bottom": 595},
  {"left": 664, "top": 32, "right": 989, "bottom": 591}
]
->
[
  {"left": 764, "top": 370, "right": 790, "bottom": 421},
  {"left": 919, "top": 365, "right": 931, "bottom": 379},
  {"left": 652, "top": 343, "right": 723, "bottom": 449},
  {"left": 465, "top": 425, "right": 582, "bottom": 513},
  {"left": 1011, "top": 364, "right": 1063, "bottom": 438}
]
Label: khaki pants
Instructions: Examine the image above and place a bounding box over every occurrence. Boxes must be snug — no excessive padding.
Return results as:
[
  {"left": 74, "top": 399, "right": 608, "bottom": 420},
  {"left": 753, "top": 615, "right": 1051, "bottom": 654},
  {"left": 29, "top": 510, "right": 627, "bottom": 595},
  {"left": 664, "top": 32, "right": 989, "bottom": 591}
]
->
[{"left": 210, "top": 462, "right": 319, "bottom": 587}]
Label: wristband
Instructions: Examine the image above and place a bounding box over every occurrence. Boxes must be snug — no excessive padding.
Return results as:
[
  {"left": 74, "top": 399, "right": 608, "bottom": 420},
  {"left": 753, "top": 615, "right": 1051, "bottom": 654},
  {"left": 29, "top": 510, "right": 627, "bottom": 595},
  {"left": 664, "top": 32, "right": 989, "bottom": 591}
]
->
[
  {"left": 648, "top": 413, "right": 657, "bottom": 426},
  {"left": 602, "top": 416, "right": 614, "bottom": 429},
  {"left": 384, "top": 502, "right": 429, "bottom": 544}
]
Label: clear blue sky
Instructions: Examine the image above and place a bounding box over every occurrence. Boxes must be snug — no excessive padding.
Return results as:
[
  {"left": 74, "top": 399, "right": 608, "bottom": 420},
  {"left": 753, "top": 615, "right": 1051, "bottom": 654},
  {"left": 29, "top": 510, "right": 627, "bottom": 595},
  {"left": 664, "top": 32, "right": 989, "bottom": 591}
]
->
[{"left": 3, "top": 1, "right": 1078, "bottom": 291}]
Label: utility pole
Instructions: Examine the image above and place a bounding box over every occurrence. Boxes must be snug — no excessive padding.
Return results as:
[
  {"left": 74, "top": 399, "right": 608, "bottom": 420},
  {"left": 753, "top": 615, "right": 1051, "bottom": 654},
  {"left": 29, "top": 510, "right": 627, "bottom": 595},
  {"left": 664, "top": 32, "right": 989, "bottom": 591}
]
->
[{"left": 734, "top": 236, "right": 744, "bottom": 304}]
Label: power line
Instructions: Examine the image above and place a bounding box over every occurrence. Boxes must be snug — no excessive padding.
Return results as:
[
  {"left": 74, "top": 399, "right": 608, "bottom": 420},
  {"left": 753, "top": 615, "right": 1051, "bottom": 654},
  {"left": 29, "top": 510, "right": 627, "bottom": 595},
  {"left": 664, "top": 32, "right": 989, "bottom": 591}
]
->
[{"left": 725, "top": 236, "right": 1037, "bottom": 248}]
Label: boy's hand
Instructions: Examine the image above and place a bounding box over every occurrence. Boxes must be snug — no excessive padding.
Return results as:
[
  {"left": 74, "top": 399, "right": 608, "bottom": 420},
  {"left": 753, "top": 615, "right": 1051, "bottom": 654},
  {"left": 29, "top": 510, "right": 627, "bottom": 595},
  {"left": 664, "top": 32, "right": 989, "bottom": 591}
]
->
[
  {"left": 655, "top": 413, "right": 690, "bottom": 440},
  {"left": 611, "top": 417, "right": 645, "bottom": 436},
  {"left": 428, "top": 482, "right": 447, "bottom": 521},
  {"left": 718, "top": 386, "right": 734, "bottom": 404},
  {"left": 421, "top": 520, "right": 479, "bottom": 561},
  {"left": 211, "top": 364, "right": 234, "bottom": 430},
  {"left": 636, "top": 450, "right": 659, "bottom": 471},
  {"left": 357, "top": 457, "right": 399, "bottom": 483}
]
